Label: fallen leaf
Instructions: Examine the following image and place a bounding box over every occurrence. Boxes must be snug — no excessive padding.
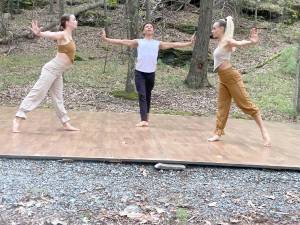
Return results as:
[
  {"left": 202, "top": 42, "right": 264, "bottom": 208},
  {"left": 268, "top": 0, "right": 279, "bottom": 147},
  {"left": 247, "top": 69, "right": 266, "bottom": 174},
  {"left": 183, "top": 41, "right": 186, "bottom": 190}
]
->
[
  {"left": 229, "top": 218, "right": 240, "bottom": 224},
  {"left": 247, "top": 200, "right": 256, "bottom": 209},
  {"left": 208, "top": 202, "right": 217, "bottom": 207},
  {"left": 265, "top": 195, "right": 276, "bottom": 200}
]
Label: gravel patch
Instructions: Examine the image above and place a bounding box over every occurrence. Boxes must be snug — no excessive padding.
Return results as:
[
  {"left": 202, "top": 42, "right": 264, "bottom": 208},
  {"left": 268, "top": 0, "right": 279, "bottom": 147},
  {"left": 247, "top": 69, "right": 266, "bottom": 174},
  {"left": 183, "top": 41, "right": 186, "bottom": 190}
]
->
[{"left": 0, "top": 159, "right": 299, "bottom": 224}]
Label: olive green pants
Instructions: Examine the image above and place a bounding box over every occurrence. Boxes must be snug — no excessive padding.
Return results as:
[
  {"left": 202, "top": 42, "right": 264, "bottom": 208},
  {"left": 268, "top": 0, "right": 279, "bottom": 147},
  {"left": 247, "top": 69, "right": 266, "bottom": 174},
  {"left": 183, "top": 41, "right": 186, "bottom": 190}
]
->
[{"left": 215, "top": 67, "right": 259, "bottom": 136}]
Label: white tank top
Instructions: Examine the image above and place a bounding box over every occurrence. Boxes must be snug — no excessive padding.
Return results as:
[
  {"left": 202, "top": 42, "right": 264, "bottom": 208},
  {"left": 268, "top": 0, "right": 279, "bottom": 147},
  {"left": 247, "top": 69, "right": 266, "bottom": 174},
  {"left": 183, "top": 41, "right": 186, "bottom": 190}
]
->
[
  {"left": 213, "top": 46, "right": 232, "bottom": 72},
  {"left": 135, "top": 39, "right": 160, "bottom": 73}
]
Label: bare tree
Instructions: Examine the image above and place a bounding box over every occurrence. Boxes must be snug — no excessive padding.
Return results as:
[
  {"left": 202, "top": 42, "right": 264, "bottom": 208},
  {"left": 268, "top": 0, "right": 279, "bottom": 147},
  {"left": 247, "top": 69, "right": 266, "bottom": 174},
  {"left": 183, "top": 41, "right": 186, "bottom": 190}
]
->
[
  {"left": 125, "top": 0, "right": 139, "bottom": 93},
  {"left": 59, "top": 0, "right": 65, "bottom": 17},
  {"left": 49, "top": 0, "right": 54, "bottom": 14},
  {"left": 185, "top": 0, "right": 213, "bottom": 88},
  {"left": 145, "top": 0, "right": 150, "bottom": 21},
  {"left": 0, "top": 0, "right": 7, "bottom": 38},
  {"left": 103, "top": 0, "right": 109, "bottom": 73},
  {"left": 296, "top": 43, "right": 300, "bottom": 114},
  {"left": 254, "top": 0, "right": 261, "bottom": 25}
]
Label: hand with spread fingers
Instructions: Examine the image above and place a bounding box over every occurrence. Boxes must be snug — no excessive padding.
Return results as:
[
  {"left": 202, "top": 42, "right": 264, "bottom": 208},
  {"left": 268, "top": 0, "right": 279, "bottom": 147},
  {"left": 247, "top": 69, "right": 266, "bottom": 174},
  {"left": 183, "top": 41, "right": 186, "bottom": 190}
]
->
[
  {"left": 250, "top": 27, "right": 259, "bottom": 44},
  {"left": 30, "top": 20, "right": 43, "bottom": 37},
  {"left": 99, "top": 29, "right": 107, "bottom": 41}
]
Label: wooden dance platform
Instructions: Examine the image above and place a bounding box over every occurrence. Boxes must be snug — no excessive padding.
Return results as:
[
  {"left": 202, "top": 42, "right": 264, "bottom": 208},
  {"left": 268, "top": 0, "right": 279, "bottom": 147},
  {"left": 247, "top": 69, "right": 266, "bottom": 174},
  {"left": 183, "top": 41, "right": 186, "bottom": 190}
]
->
[{"left": 0, "top": 107, "right": 300, "bottom": 170}]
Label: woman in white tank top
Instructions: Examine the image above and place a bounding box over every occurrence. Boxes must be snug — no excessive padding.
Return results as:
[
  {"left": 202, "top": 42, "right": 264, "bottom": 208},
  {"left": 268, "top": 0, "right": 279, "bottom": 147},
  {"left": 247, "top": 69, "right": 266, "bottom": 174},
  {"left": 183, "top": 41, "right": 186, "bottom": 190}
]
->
[
  {"left": 100, "top": 23, "right": 195, "bottom": 127},
  {"left": 208, "top": 16, "right": 271, "bottom": 147}
]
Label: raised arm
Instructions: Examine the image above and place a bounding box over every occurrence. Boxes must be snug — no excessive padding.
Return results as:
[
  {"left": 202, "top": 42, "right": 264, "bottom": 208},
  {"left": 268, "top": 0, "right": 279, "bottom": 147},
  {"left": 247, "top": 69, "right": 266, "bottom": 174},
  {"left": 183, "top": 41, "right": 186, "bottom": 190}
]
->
[
  {"left": 226, "top": 28, "right": 258, "bottom": 48},
  {"left": 99, "top": 29, "right": 138, "bottom": 48},
  {"left": 30, "top": 21, "right": 64, "bottom": 41},
  {"left": 159, "top": 33, "right": 195, "bottom": 50}
]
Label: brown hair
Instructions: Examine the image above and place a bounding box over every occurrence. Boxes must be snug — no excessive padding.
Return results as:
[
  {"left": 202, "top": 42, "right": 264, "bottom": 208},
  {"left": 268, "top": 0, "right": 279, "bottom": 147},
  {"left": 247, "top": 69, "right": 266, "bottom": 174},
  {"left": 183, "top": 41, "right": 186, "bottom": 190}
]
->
[
  {"left": 59, "top": 14, "right": 72, "bottom": 31},
  {"left": 142, "top": 22, "right": 155, "bottom": 31}
]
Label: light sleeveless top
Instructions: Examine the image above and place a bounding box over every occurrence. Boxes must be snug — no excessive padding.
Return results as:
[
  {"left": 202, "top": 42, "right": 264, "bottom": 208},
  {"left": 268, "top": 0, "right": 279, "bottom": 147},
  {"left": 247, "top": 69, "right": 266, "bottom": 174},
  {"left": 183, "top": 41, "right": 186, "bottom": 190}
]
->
[
  {"left": 57, "top": 40, "right": 76, "bottom": 64},
  {"left": 135, "top": 39, "right": 160, "bottom": 73},
  {"left": 213, "top": 46, "right": 231, "bottom": 72}
]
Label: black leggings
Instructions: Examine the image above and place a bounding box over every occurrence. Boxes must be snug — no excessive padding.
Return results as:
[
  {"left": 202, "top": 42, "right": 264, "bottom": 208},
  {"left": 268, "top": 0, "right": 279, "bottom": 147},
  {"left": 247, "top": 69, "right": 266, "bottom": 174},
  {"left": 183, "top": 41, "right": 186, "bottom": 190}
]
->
[{"left": 135, "top": 70, "right": 155, "bottom": 121}]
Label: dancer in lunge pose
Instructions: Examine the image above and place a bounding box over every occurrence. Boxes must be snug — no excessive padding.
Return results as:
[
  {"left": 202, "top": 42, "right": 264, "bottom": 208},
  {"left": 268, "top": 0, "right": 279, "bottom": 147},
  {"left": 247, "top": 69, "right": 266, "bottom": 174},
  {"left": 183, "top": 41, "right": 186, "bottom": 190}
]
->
[
  {"left": 12, "top": 14, "right": 80, "bottom": 133},
  {"left": 208, "top": 16, "right": 271, "bottom": 147},
  {"left": 100, "top": 23, "right": 195, "bottom": 127}
]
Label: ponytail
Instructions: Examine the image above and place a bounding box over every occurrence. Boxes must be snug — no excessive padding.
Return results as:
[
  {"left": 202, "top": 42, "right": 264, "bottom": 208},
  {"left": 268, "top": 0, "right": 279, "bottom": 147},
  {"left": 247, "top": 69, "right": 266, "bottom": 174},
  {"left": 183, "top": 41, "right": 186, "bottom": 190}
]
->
[{"left": 224, "top": 16, "right": 234, "bottom": 39}]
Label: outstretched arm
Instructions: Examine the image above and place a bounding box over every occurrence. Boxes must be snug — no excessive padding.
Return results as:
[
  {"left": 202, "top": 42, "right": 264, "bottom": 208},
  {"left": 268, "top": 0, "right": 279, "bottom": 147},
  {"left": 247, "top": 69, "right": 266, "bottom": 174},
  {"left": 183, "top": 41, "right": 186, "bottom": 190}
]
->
[
  {"left": 227, "top": 28, "right": 258, "bottom": 48},
  {"left": 159, "top": 33, "right": 195, "bottom": 50},
  {"left": 99, "top": 29, "right": 138, "bottom": 48},
  {"left": 30, "top": 20, "right": 64, "bottom": 41}
]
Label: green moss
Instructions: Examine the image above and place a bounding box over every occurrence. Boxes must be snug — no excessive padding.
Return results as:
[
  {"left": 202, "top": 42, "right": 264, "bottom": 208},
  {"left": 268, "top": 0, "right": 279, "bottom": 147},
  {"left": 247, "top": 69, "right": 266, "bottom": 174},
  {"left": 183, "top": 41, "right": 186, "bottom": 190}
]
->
[
  {"left": 107, "top": 0, "right": 117, "bottom": 8},
  {"left": 166, "top": 23, "right": 197, "bottom": 35},
  {"left": 159, "top": 48, "right": 192, "bottom": 67},
  {"left": 176, "top": 208, "right": 189, "bottom": 224},
  {"left": 74, "top": 54, "right": 86, "bottom": 62},
  {"left": 111, "top": 90, "right": 138, "bottom": 100}
]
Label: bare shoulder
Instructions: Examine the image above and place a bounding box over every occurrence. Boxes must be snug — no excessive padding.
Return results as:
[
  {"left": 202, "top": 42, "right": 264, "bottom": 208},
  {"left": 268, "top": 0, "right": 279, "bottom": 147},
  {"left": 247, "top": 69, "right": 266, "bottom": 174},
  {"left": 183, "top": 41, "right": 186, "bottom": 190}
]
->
[
  {"left": 58, "top": 31, "right": 71, "bottom": 44},
  {"left": 222, "top": 38, "right": 236, "bottom": 51}
]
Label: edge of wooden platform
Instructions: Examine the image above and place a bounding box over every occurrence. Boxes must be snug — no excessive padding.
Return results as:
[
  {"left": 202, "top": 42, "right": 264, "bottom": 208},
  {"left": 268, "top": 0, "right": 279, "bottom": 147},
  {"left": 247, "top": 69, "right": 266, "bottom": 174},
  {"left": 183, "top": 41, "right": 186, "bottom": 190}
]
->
[{"left": 0, "top": 154, "right": 299, "bottom": 171}]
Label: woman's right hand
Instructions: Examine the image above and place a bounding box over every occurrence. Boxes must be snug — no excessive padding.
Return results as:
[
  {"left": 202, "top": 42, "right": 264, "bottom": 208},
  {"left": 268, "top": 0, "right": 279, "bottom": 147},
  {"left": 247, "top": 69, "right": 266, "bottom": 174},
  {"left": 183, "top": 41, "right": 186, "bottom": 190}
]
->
[
  {"left": 30, "top": 20, "right": 42, "bottom": 37},
  {"left": 250, "top": 27, "right": 259, "bottom": 44},
  {"left": 191, "top": 32, "right": 196, "bottom": 44},
  {"left": 99, "top": 29, "right": 107, "bottom": 41}
]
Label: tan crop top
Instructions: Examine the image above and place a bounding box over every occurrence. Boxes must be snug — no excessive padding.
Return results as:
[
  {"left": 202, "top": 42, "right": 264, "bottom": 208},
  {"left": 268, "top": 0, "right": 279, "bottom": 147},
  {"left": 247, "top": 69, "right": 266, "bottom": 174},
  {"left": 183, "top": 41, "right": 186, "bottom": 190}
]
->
[{"left": 57, "top": 40, "right": 76, "bottom": 63}]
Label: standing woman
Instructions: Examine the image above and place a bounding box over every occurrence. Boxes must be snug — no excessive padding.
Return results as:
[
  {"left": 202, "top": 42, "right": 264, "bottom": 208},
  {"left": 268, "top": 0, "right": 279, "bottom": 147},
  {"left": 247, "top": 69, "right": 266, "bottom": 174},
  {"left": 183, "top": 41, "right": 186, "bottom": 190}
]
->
[
  {"left": 12, "top": 14, "right": 80, "bottom": 132},
  {"left": 100, "top": 23, "right": 194, "bottom": 127},
  {"left": 208, "top": 16, "right": 271, "bottom": 147}
]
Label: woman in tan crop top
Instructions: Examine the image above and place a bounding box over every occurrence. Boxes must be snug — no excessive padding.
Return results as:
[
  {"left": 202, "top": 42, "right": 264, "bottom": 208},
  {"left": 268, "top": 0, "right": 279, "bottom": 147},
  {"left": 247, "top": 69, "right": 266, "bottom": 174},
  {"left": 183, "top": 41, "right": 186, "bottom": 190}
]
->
[
  {"left": 12, "top": 14, "right": 79, "bottom": 133},
  {"left": 208, "top": 16, "right": 271, "bottom": 147}
]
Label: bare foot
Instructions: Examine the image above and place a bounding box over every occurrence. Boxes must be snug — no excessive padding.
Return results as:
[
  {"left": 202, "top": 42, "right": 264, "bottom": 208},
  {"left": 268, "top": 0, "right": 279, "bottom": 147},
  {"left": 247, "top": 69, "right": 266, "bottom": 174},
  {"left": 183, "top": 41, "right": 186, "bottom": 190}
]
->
[
  {"left": 136, "top": 121, "right": 149, "bottom": 127},
  {"left": 262, "top": 129, "right": 271, "bottom": 147},
  {"left": 12, "top": 118, "right": 21, "bottom": 133},
  {"left": 208, "top": 135, "right": 221, "bottom": 142},
  {"left": 63, "top": 122, "right": 80, "bottom": 131}
]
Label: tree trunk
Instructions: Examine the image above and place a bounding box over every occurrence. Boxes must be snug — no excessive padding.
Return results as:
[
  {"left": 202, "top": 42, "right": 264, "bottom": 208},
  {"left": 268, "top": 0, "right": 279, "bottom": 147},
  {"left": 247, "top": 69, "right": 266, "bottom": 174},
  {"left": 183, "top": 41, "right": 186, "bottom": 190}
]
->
[
  {"left": 103, "top": 0, "right": 109, "bottom": 73},
  {"left": 49, "top": 0, "right": 54, "bottom": 14},
  {"left": 8, "top": 0, "right": 14, "bottom": 15},
  {"left": 254, "top": 6, "right": 258, "bottom": 24},
  {"left": 0, "top": 7, "right": 3, "bottom": 37},
  {"left": 125, "top": 0, "right": 139, "bottom": 93},
  {"left": 185, "top": 0, "right": 213, "bottom": 89},
  {"left": 145, "top": 0, "right": 150, "bottom": 21},
  {"left": 296, "top": 43, "right": 300, "bottom": 114},
  {"left": 59, "top": 0, "right": 65, "bottom": 17},
  {"left": 0, "top": 0, "right": 4, "bottom": 13},
  {"left": 0, "top": 1, "right": 7, "bottom": 37}
]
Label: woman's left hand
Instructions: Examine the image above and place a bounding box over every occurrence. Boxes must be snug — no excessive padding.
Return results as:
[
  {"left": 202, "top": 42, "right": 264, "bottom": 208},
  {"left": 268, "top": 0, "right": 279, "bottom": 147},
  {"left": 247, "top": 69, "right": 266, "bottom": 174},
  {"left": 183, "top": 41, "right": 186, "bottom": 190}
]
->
[
  {"left": 190, "top": 32, "right": 196, "bottom": 44},
  {"left": 250, "top": 27, "right": 258, "bottom": 44},
  {"left": 30, "top": 20, "right": 43, "bottom": 37}
]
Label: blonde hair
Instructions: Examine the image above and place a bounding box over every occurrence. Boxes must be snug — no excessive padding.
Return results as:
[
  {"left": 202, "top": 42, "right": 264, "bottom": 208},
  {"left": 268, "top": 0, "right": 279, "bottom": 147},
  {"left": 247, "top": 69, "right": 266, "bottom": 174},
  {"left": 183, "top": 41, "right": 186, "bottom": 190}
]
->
[
  {"left": 217, "top": 16, "right": 235, "bottom": 39},
  {"left": 224, "top": 16, "right": 234, "bottom": 39}
]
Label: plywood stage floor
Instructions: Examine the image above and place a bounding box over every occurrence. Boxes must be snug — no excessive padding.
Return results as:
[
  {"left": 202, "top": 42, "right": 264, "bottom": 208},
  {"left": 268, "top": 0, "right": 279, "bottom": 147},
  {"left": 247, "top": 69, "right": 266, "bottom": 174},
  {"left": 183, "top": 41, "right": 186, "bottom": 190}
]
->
[{"left": 0, "top": 107, "right": 300, "bottom": 170}]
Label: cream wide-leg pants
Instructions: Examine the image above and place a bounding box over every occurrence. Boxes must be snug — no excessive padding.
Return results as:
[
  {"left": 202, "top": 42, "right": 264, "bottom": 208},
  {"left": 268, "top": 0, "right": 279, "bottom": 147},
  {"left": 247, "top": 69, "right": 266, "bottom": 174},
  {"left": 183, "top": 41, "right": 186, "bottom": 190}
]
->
[{"left": 16, "top": 58, "right": 71, "bottom": 123}]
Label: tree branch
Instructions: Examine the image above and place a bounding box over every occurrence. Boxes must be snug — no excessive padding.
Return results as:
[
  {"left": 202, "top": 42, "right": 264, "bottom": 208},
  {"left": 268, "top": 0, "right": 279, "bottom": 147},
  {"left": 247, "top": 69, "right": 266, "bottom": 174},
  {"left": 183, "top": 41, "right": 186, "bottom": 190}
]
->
[{"left": 0, "top": 1, "right": 105, "bottom": 44}]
